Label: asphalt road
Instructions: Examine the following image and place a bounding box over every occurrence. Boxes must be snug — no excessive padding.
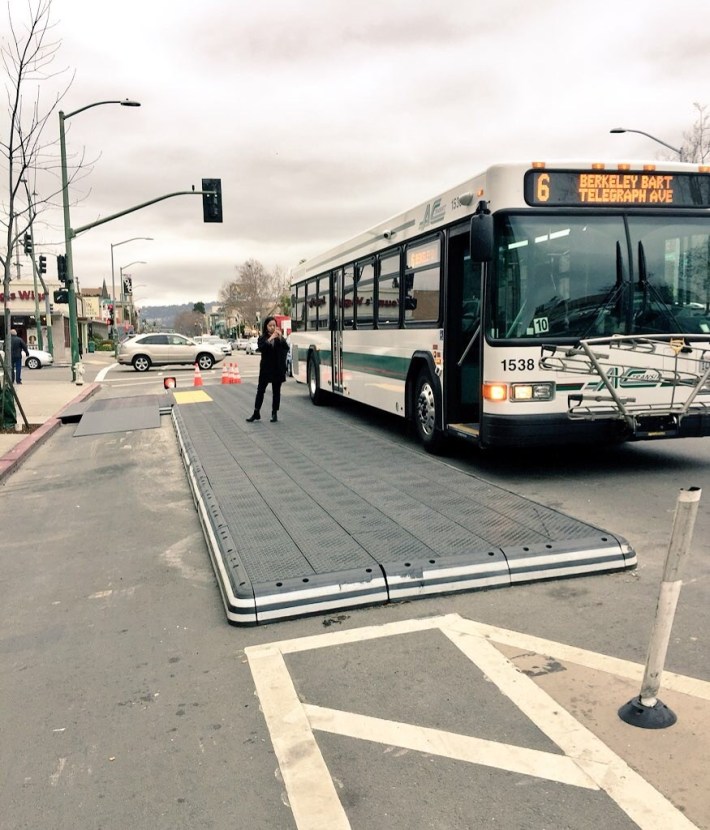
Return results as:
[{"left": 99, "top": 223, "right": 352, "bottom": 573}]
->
[{"left": 2, "top": 359, "right": 708, "bottom": 830}]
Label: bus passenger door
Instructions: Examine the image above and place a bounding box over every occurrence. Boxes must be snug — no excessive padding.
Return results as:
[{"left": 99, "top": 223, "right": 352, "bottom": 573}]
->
[
  {"left": 331, "top": 268, "right": 344, "bottom": 393},
  {"left": 445, "top": 229, "right": 481, "bottom": 426}
]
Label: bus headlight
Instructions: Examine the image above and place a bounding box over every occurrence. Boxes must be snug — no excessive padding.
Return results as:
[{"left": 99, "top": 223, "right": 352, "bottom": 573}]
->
[
  {"left": 483, "top": 382, "right": 508, "bottom": 401},
  {"left": 510, "top": 382, "right": 555, "bottom": 401}
]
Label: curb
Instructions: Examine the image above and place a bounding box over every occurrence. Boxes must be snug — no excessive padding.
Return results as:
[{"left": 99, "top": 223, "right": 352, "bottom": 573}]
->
[{"left": 0, "top": 382, "right": 100, "bottom": 483}]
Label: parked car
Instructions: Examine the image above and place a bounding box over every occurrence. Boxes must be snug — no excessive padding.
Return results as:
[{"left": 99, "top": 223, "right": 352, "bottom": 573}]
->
[
  {"left": 195, "top": 335, "right": 233, "bottom": 355},
  {"left": 245, "top": 336, "right": 259, "bottom": 355},
  {"left": 235, "top": 337, "right": 249, "bottom": 351},
  {"left": 117, "top": 332, "right": 226, "bottom": 372},
  {"left": 0, "top": 340, "right": 54, "bottom": 369}
]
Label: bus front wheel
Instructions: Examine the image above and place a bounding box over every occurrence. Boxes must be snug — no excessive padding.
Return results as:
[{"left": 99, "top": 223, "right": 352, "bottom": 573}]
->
[
  {"left": 308, "top": 354, "right": 326, "bottom": 406},
  {"left": 414, "top": 369, "right": 444, "bottom": 453}
]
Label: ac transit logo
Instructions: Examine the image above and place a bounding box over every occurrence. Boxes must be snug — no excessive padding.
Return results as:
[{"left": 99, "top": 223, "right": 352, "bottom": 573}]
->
[
  {"left": 419, "top": 198, "right": 446, "bottom": 229},
  {"left": 583, "top": 366, "right": 663, "bottom": 392}
]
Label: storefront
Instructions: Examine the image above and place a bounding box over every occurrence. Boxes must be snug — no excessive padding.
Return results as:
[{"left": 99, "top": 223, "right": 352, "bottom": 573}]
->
[{"left": 0, "top": 279, "right": 70, "bottom": 360}]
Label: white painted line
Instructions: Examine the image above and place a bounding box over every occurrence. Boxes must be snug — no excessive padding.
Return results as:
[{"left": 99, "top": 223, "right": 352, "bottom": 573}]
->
[
  {"left": 247, "top": 614, "right": 706, "bottom": 830},
  {"left": 446, "top": 618, "right": 710, "bottom": 702},
  {"left": 246, "top": 645, "right": 350, "bottom": 830},
  {"left": 254, "top": 613, "right": 458, "bottom": 657},
  {"left": 94, "top": 363, "right": 118, "bottom": 382},
  {"left": 304, "top": 704, "right": 597, "bottom": 789},
  {"left": 441, "top": 625, "right": 699, "bottom": 830}
]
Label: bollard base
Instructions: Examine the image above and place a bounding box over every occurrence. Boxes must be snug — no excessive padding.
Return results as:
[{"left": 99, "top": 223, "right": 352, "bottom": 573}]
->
[{"left": 618, "top": 696, "right": 677, "bottom": 729}]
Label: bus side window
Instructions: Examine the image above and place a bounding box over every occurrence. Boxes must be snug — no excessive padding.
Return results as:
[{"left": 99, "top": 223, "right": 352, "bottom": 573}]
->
[
  {"left": 405, "top": 236, "right": 442, "bottom": 324},
  {"left": 294, "top": 284, "right": 305, "bottom": 332},
  {"left": 356, "top": 261, "right": 375, "bottom": 329},
  {"left": 404, "top": 271, "right": 418, "bottom": 312},
  {"left": 343, "top": 264, "right": 355, "bottom": 329},
  {"left": 377, "top": 250, "right": 401, "bottom": 327},
  {"left": 317, "top": 275, "right": 330, "bottom": 330},
  {"left": 305, "top": 280, "right": 317, "bottom": 330}
]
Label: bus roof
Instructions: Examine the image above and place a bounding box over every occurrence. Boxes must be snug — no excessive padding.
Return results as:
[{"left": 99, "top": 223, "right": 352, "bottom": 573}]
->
[{"left": 291, "top": 159, "right": 709, "bottom": 283}]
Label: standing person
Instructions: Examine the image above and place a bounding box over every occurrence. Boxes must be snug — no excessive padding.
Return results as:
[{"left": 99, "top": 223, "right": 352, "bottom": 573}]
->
[
  {"left": 9, "top": 329, "right": 29, "bottom": 385},
  {"left": 246, "top": 317, "right": 289, "bottom": 423}
]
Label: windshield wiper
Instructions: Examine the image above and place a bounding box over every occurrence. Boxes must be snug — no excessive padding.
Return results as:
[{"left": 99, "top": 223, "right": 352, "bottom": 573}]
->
[
  {"left": 635, "top": 241, "right": 683, "bottom": 333},
  {"left": 579, "top": 241, "right": 625, "bottom": 339}
]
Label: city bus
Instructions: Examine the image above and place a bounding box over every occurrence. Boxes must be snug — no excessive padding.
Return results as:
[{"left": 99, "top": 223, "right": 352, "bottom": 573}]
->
[{"left": 289, "top": 160, "right": 710, "bottom": 451}]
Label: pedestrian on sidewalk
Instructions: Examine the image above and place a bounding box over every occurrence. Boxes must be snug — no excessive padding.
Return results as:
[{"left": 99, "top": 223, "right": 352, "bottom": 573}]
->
[
  {"left": 246, "top": 316, "right": 289, "bottom": 423},
  {"left": 10, "top": 329, "right": 29, "bottom": 385}
]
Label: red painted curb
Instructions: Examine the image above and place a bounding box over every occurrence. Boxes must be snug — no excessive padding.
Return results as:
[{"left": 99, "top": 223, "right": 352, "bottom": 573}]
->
[{"left": 0, "top": 383, "right": 100, "bottom": 483}]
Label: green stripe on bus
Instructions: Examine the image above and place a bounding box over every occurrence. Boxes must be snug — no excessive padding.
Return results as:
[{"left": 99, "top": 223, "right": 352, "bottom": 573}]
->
[
  {"left": 344, "top": 352, "right": 410, "bottom": 380},
  {"left": 313, "top": 350, "right": 411, "bottom": 381}
]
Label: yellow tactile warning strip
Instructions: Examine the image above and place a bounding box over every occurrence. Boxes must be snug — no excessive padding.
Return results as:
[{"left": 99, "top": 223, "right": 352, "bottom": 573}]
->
[
  {"left": 172, "top": 390, "right": 213, "bottom": 404},
  {"left": 246, "top": 614, "right": 708, "bottom": 830}
]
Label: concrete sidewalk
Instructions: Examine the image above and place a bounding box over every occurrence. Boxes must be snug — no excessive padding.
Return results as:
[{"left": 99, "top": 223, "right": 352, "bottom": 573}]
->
[{"left": 0, "top": 375, "right": 99, "bottom": 482}]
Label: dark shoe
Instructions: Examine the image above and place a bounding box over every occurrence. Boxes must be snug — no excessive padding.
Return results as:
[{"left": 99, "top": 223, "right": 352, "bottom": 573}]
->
[
  {"left": 270, "top": 411, "right": 278, "bottom": 422},
  {"left": 16, "top": 380, "right": 22, "bottom": 384},
  {"left": 246, "top": 411, "right": 261, "bottom": 422}
]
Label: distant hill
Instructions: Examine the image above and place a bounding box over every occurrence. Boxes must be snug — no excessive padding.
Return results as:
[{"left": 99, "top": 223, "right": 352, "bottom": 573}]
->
[{"left": 140, "top": 303, "right": 200, "bottom": 328}]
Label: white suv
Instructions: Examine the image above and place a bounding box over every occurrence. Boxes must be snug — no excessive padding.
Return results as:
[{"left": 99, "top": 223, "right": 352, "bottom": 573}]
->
[{"left": 117, "top": 332, "right": 225, "bottom": 372}]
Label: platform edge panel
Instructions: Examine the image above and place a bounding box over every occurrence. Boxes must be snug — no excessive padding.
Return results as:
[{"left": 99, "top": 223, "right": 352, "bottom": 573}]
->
[
  {"left": 251, "top": 567, "right": 390, "bottom": 623},
  {"left": 172, "top": 409, "right": 258, "bottom": 625},
  {"left": 503, "top": 535, "right": 637, "bottom": 584},
  {"left": 381, "top": 550, "right": 511, "bottom": 600}
]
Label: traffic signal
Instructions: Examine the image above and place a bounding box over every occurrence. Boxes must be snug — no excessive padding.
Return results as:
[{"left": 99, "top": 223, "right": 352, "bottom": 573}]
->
[
  {"left": 38, "top": 255, "right": 47, "bottom": 274},
  {"left": 53, "top": 289, "right": 69, "bottom": 304},
  {"left": 23, "top": 233, "right": 32, "bottom": 255},
  {"left": 202, "top": 178, "right": 223, "bottom": 223},
  {"left": 57, "top": 254, "right": 67, "bottom": 283},
  {"left": 108, "top": 304, "right": 114, "bottom": 325}
]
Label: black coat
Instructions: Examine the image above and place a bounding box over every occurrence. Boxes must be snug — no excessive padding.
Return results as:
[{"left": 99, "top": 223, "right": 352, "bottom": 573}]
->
[
  {"left": 11, "top": 334, "right": 29, "bottom": 362},
  {"left": 257, "top": 334, "right": 289, "bottom": 383}
]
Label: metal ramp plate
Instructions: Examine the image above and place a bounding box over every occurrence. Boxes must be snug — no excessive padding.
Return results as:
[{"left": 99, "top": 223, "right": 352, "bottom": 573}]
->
[
  {"left": 73, "top": 394, "right": 165, "bottom": 436},
  {"left": 172, "top": 386, "right": 636, "bottom": 625}
]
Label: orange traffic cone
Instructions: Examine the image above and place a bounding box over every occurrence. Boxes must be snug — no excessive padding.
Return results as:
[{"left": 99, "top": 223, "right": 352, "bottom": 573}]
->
[
  {"left": 193, "top": 363, "right": 204, "bottom": 387},
  {"left": 221, "top": 363, "right": 229, "bottom": 384},
  {"left": 232, "top": 362, "right": 242, "bottom": 384}
]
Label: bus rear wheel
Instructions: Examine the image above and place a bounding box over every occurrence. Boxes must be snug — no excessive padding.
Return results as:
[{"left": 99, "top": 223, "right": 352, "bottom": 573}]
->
[
  {"left": 308, "top": 354, "right": 326, "bottom": 405},
  {"left": 414, "top": 368, "right": 444, "bottom": 453}
]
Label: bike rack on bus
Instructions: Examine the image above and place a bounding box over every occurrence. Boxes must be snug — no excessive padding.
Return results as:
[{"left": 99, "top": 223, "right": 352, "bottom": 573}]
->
[{"left": 539, "top": 335, "right": 710, "bottom": 435}]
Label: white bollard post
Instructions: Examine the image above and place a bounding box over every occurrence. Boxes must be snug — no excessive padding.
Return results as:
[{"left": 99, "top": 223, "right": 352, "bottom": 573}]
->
[{"left": 618, "top": 486, "right": 701, "bottom": 729}]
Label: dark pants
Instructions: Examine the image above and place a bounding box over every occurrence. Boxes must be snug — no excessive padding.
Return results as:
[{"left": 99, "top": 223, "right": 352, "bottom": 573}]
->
[
  {"left": 12, "top": 357, "right": 23, "bottom": 384},
  {"left": 254, "top": 377, "right": 282, "bottom": 413}
]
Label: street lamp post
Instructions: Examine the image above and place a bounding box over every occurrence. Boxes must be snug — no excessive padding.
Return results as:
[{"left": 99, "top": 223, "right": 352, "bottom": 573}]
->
[
  {"left": 609, "top": 128, "right": 684, "bottom": 161},
  {"left": 59, "top": 98, "right": 140, "bottom": 380},
  {"left": 110, "top": 237, "right": 152, "bottom": 355}
]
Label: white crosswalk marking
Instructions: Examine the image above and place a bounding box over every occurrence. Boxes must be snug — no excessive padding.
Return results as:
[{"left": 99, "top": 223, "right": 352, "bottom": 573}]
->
[{"left": 247, "top": 614, "right": 704, "bottom": 830}]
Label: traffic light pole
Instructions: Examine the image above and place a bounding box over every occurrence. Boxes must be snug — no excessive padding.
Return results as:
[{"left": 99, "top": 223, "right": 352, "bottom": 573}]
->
[
  {"left": 57, "top": 106, "right": 220, "bottom": 379},
  {"left": 71, "top": 187, "right": 220, "bottom": 358},
  {"left": 71, "top": 188, "right": 219, "bottom": 236},
  {"left": 59, "top": 110, "right": 81, "bottom": 380},
  {"left": 30, "top": 249, "right": 43, "bottom": 351}
]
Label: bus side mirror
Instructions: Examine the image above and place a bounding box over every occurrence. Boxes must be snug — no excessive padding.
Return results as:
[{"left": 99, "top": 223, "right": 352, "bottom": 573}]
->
[{"left": 470, "top": 210, "right": 493, "bottom": 262}]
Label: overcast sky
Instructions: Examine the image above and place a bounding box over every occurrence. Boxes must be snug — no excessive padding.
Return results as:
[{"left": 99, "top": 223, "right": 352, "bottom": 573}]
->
[{"left": 13, "top": 0, "right": 710, "bottom": 309}]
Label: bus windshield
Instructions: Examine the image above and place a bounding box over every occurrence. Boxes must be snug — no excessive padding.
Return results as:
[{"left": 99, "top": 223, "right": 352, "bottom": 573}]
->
[{"left": 488, "top": 213, "right": 710, "bottom": 341}]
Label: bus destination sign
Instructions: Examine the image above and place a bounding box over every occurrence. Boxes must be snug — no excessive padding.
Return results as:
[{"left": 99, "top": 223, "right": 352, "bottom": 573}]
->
[{"left": 524, "top": 169, "right": 710, "bottom": 208}]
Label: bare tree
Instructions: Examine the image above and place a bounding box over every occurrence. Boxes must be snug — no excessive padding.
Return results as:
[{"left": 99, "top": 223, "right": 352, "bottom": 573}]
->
[
  {"left": 680, "top": 102, "right": 710, "bottom": 163},
  {"left": 219, "top": 259, "right": 289, "bottom": 332},
  {"left": 174, "top": 308, "right": 206, "bottom": 337},
  {"left": 1, "top": 0, "right": 70, "bottom": 366}
]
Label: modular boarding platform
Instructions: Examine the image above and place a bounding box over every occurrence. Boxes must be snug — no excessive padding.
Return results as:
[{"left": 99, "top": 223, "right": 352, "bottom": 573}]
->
[{"left": 171, "top": 385, "right": 636, "bottom": 625}]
